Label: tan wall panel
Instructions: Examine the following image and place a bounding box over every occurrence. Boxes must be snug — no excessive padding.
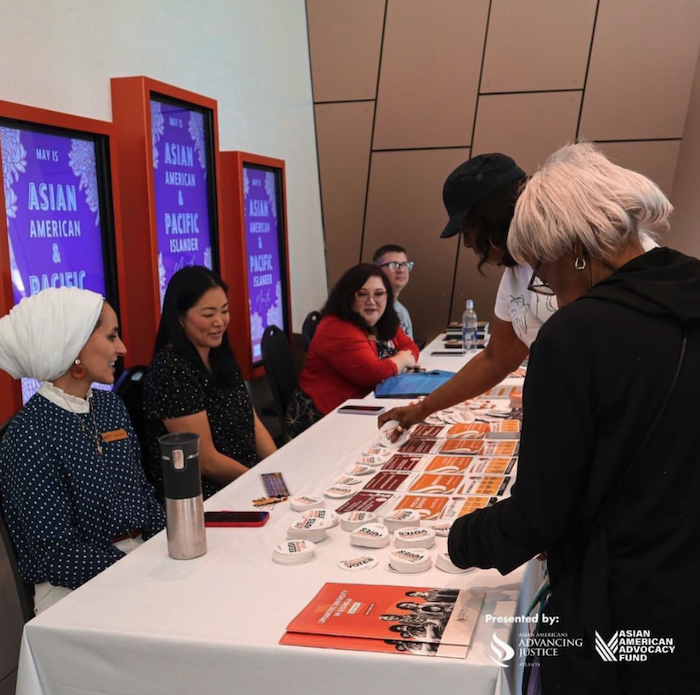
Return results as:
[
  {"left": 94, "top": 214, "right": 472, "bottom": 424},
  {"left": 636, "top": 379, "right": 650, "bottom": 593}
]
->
[
  {"left": 579, "top": 0, "right": 700, "bottom": 141},
  {"left": 362, "top": 148, "right": 471, "bottom": 341},
  {"left": 481, "top": 0, "right": 597, "bottom": 93},
  {"left": 306, "top": 0, "right": 386, "bottom": 102},
  {"left": 473, "top": 92, "right": 581, "bottom": 173},
  {"left": 315, "top": 102, "right": 375, "bottom": 291},
  {"left": 450, "top": 252, "right": 505, "bottom": 325},
  {"left": 373, "top": 0, "right": 489, "bottom": 150},
  {"left": 669, "top": 47, "right": 700, "bottom": 258},
  {"left": 595, "top": 140, "right": 680, "bottom": 197}
]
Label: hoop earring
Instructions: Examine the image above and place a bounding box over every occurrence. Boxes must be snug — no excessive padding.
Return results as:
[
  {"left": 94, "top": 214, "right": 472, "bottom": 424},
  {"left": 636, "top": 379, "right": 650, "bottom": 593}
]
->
[
  {"left": 574, "top": 257, "right": 587, "bottom": 271},
  {"left": 70, "top": 358, "right": 87, "bottom": 380}
]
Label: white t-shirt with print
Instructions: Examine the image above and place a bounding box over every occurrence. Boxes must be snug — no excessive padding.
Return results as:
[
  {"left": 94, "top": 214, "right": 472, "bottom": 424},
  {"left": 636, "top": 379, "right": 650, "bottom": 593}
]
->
[{"left": 494, "top": 265, "right": 558, "bottom": 348}]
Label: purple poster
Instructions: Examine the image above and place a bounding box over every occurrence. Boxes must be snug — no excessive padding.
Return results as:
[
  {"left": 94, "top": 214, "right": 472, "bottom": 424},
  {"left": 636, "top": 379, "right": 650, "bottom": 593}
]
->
[
  {"left": 244, "top": 166, "right": 284, "bottom": 363},
  {"left": 151, "top": 99, "right": 213, "bottom": 305},
  {"left": 1, "top": 125, "right": 108, "bottom": 401}
]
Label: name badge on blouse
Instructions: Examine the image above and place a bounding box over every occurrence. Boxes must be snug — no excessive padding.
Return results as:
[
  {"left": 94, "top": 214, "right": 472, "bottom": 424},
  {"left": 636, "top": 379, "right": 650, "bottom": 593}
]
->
[{"left": 101, "top": 429, "right": 129, "bottom": 442}]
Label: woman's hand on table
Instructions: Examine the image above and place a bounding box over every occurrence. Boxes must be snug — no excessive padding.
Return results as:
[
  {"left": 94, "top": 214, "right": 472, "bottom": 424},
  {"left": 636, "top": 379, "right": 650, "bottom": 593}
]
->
[
  {"left": 389, "top": 349, "right": 417, "bottom": 373},
  {"left": 377, "top": 401, "right": 425, "bottom": 441}
]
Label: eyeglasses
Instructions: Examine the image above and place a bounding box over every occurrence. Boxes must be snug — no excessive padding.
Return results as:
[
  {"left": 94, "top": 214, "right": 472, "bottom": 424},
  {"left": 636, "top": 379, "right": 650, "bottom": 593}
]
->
[
  {"left": 355, "top": 289, "right": 388, "bottom": 302},
  {"left": 379, "top": 261, "right": 414, "bottom": 272},
  {"left": 527, "top": 261, "right": 555, "bottom": 296}
]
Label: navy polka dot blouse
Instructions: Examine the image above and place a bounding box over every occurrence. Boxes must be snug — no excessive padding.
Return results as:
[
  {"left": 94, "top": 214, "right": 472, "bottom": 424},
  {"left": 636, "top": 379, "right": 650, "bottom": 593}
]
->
[{"left": 0, "top": 390, "right": 166, "bottom": 589}]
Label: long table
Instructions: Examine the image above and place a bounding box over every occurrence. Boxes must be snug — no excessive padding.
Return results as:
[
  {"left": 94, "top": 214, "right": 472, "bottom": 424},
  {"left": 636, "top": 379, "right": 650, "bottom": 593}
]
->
[{"left": 17, "top": 341, "right": 539, "bottom": 695}]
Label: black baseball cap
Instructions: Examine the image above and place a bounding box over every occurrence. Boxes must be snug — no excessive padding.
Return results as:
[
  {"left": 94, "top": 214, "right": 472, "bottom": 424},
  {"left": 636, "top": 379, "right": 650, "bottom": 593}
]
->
[{"left": 440, "top": 154, "right": 526, "bottom": 239}]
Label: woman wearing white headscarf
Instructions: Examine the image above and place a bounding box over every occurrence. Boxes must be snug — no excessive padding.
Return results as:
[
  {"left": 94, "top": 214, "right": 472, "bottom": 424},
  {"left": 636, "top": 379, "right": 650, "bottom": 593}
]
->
[{"left": 0, "top": 288, "right": 165, "bottom": 614}]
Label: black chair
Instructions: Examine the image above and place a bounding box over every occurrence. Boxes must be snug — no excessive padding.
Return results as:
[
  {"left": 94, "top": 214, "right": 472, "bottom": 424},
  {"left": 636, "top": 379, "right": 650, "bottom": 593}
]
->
[
  {"left": 0, "top": 418, "right": 36, "bottom": 622},
  {"left": 301, "top": 311, "right": 323, "bottom": 350},
  {"left": 114, "top": 365, "right": 149, "bottom": 450},
  {"left": 261, "top": 325, "right": 298, "bottom": 437}
]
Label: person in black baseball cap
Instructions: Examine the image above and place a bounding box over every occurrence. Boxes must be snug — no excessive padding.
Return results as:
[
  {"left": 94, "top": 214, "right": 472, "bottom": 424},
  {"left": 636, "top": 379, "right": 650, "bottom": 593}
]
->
[{"left": 379, "top": 152, "right": 537, "bottom": 434}]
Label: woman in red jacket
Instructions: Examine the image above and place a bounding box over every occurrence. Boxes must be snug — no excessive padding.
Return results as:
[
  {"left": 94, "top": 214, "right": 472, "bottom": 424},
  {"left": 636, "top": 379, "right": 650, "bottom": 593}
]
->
[{"left": 287, "top": 263, "right": 419, "bottom": 438}]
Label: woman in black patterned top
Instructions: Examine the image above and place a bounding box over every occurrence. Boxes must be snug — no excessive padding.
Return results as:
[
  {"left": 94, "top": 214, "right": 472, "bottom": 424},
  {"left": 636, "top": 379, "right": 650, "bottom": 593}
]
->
[{"left": 143, "top": 267, "right": 276, "bottom": 501}]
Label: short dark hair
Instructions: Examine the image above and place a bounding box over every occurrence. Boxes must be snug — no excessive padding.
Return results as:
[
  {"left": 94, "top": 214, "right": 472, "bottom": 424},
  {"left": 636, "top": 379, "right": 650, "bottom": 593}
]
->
[
  {"left": 372, "top": 244, "right": 407, "bottom": 264},
  {"left": 154, "top": 265, "right": 239, "bottom": 386},
  {"left": 322, "top": 263, "right": 399, "bottom": 342},
  {"left": 461, "top": 177, "right": 526, "bottom": 271}
]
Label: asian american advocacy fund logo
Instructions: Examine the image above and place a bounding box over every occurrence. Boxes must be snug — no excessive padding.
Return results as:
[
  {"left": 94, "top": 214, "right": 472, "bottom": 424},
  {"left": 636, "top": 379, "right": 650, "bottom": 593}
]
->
[{"left": 594, "top": 630, "right": 676, "bottom": 662}]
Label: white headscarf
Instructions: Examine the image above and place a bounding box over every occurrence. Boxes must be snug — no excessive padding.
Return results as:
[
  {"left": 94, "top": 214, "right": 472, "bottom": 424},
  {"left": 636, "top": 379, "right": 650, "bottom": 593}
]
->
[{"left": 0, "top": 287, "right": 104, "bottom": 382}]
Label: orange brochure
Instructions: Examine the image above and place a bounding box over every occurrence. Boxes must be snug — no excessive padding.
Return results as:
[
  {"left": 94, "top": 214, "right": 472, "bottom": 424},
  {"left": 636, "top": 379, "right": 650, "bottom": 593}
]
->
[
  {"left": 423, "top": 456, "right": 473, "bottom": 473},
  {"left": 442, "top": 495, "right": 498, "bottom": 520},
  {"left": 458, "top": 475, "right": 511, "bottom": 497},
  {"left": 389, "top": 494, "right": 451, "bottom": 520},
  {"left": 466, "top": 457, "right": 517, "bottom": 475},
  {"left": 283, "top": 583, "right": 483, "bottom": 658},
  {"left": 408, "top": 473, "right": 464, "bottom": 495},
  {"left": 280, "top": 631, "right": 467, "bottom": 658}
]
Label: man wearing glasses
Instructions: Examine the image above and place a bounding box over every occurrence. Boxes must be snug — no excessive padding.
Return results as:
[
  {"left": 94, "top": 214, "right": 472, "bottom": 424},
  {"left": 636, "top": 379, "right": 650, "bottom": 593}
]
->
[{"left": 373, "top": 244, "right": 415, "bottom": 339}]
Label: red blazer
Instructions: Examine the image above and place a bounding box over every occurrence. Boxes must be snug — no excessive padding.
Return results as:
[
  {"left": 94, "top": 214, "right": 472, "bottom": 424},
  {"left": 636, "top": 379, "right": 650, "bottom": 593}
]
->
[{"left": 299, "top": 315, "right": 420, "bottom": 415}]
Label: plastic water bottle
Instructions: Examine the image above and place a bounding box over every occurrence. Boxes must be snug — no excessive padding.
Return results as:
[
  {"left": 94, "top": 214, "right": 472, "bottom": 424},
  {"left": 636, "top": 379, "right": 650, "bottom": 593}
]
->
[{"left": 462, "top": 299, "right": 478, "bottom": 352}]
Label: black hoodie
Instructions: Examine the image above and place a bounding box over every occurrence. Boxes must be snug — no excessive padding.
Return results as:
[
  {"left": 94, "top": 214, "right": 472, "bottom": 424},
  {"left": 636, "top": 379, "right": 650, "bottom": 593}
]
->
[{"left": 448, "top": 248, "right": 700, "bottom": 695}]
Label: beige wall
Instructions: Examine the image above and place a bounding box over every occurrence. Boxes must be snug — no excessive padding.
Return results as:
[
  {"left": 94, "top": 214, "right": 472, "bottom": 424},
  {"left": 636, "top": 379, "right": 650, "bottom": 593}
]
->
[
  {"left": 670, "top": 42, "right": 700, "bottom": 257},
  {"left": 307, "top": 0, "right": 700, "bottom": 341}
]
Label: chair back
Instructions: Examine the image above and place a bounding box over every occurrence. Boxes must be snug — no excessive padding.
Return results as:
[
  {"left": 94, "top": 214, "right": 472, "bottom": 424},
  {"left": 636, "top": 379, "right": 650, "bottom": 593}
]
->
[
  {"left": 0, "top": 418, "right": 36, "bottom": 622},
  {"left": 261, "top": 326, "right": 298, "bottom": 435},
  {"left": 114, "top": 365, "right": 149, "bottom": 449},
  {"left": 301, "top": 311, "right": 323, "bottom": 350}
]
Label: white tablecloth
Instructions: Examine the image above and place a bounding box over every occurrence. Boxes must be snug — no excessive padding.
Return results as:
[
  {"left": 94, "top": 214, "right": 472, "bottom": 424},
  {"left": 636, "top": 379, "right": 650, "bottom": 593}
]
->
[{"left": 17, "top": 354, "right": 537, "bottom": 695}]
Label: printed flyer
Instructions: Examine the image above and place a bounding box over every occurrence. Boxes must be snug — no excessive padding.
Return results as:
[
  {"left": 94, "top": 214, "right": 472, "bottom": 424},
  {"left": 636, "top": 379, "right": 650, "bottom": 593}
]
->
[{"left": 282, "top": 583, "right": 483, "bottom": 659}]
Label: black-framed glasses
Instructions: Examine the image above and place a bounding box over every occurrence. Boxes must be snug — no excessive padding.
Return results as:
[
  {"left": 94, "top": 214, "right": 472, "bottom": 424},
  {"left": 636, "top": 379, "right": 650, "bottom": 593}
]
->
[
  {"left": 379, "top": 261, "right": 414, "bottom": 272},
  {"left": 355, "top": 289, "right": 388, "bottom": 302},
  {"left": 527, "top": 261, "right": 555, "bottom": 296}
]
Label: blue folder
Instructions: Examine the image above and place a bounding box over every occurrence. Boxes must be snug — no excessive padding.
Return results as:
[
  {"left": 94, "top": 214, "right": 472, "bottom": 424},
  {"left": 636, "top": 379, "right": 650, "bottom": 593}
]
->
[{"left": 374, "top": 370, "right": 456, "bottom": 398}]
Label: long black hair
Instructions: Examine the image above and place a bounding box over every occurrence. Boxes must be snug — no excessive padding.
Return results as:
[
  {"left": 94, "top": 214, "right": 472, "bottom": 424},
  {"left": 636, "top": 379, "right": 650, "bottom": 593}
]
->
[
  {"left": 154, "top": 265, "right": 239, "bottom": 386},
  {"left": 462, "top": 177, "right": 526, "bottom": 272},
  {"left": 322, "top": 263, "right": 400, "bottom": 342}
]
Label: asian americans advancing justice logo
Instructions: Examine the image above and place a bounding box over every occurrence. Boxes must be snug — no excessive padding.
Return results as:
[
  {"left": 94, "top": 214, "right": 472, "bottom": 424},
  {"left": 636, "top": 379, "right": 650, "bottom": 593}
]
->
[{"left": 490, "top": 633, "right": 515, "bottom": 667}]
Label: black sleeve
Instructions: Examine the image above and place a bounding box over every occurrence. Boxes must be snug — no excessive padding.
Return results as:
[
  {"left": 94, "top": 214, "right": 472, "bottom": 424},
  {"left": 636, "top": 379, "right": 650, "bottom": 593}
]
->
[{"left": 447, "top": 332, "right": 595, "bottom": 575}]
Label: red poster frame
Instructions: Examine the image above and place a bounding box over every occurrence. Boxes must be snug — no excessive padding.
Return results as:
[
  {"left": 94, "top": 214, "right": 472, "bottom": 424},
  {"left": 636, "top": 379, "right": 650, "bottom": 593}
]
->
[
  {"left": 220, "top": 151, "right": 292, "bottom": 381},
  {"left": 110, "top": 76, "right": 225, "bottom": 367},
  {"left": 0, "top": 99, "right": 127, "bottom": 425}
]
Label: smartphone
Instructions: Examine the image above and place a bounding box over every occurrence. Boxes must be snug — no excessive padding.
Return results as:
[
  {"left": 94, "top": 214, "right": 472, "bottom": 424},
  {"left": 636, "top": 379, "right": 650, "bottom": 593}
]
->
[
  {"left": 204, "top": 511, "right": 270, "bottom": 527},
  {"left": 337, "top": 405, "right": 386, "bottom": 415},
  {"left": 430, "top": 350, "right": 466, "bottom": 356}
]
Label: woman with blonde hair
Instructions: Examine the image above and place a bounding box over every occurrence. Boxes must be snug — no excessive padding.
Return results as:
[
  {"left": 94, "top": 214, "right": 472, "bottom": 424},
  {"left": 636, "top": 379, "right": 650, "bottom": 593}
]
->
[{"left": 447, "top": 143, "right": 700, "bottom": 694}]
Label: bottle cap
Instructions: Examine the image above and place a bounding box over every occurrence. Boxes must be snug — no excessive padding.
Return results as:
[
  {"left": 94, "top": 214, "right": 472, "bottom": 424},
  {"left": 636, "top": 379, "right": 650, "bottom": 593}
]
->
[
  {"left": 466, "top": 299, "right": 474, "bottom": 309},
  {"left": 272, "top": 539, "right": 316, "bottom": 565}
]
